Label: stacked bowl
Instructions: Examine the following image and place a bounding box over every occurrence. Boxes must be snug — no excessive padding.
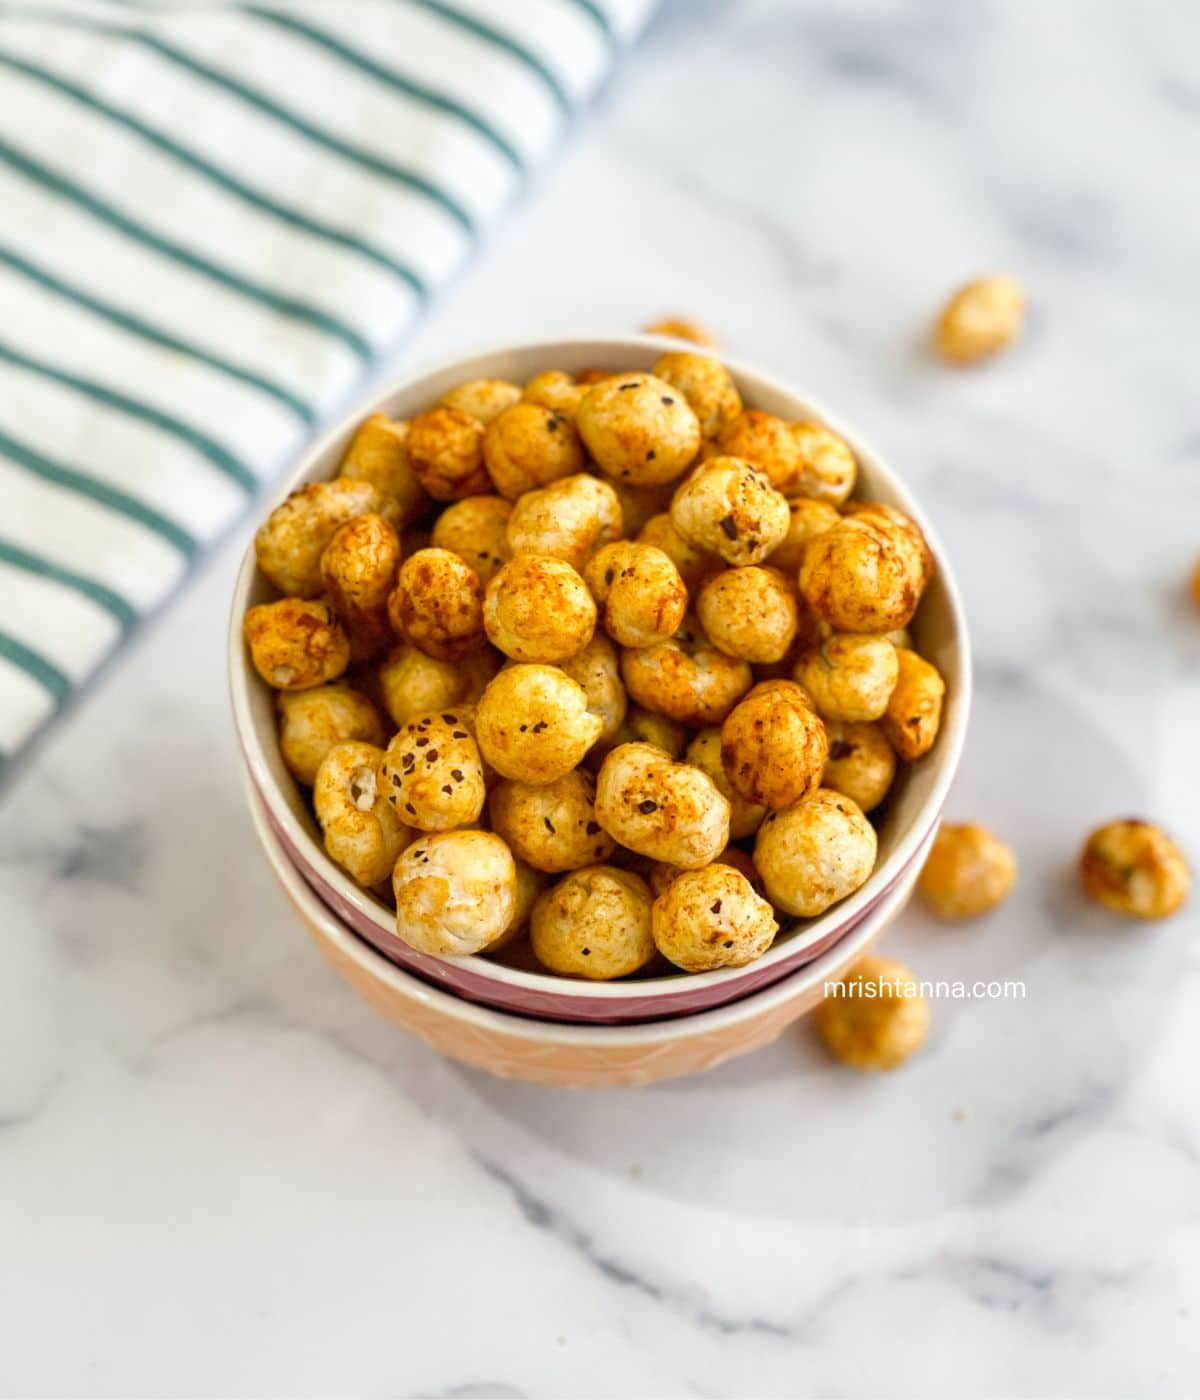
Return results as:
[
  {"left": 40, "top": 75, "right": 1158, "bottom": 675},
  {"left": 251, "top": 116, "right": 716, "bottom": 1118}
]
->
[{"left": 229, "top": 337, "right": 970, "bottom": 1087}]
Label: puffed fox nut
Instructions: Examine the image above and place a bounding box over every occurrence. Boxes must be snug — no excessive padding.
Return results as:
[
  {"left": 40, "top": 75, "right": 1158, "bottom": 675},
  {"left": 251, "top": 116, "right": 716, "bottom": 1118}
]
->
[
  {"left": 594, "top": 741, "right": 730, "bottom": 869},
  {"left": 646, "top": 843, "right": 763, "bottom": 899},
  {"left": 880, "top": 647, "right": 945, "bottom": 760},
  {"left": 842, "top": 501, "right": 935, "bottom": 591},
  {"left": 696, "top": 565, "right": 799, "bottom": 664},
  {"left": 715, "top": 410, "right": 806, "bottom": 495},
  {"left": 558, "top": 633, "right": 627, "bottom": 748},
  {"left": 767, "top": 497, "right": 841, "bottom": 574},
  {"left": 375, "top": 643, "right": 499, "bottom": 727},
  {"left": 918, "top": 823, "right": 1017, "bottom": 919},
  {"left": 438, "top": 378, "right": 522, "bottom": 426},
  {"left": 651, "top": 351, "right": 742, "bottom": 439},
  {"left": 522, "top": 370, "right": 586, "bottom": 420},
  {"left": 483, "top": 554, "right": 596, "bottom": 663},
  {"left": 934, "top": 276, "right": 1025, "bottom": 365},
  {"left": 669, "top": 455, "right": 790, "bottom": 567},
  {"left": 387, "top": 548, "right": 487, "bottom": 662},
  {"left": 754, "top": 788, "right": 877, "bottom": 918},
  {"left": 793, "top": 633, "right": 899, "bottom": 723},
  {"left": 277, "top": 683, "right": 386, "bottom": 786},
  {"left": 1080, "top": 820, "right": 1190, "bottom": 920},
  {"left": 583, "top": 542, "right": 688, "bottom": 649},
  {"left": 336, "top": 413, "right": 429, "bottom": 528},
  {"left": 474, "top": 664, "right": 603, "bottom": 784},
  {"left": 505, "top": 473, "right": 624, "bottom": 573},
  {"left": 576, "top": 372, "right": 702, "bottom": 486},
  {"left": 406, "top": 405, "right": 490, "bottom": 501},
  {"left": 789, "top": 422, "right": 857, "bottom": 506},
  {"left": 637, "top": 512, "right": 718, "bottom": 591},
  {"left": 651, "top": 865, "right": 778, "bottom": 972},
  {"left": 798, "top": 515, "right": 924, "bottom": 633},
  {"left": 380, "top": 711, "right": 486, "bottom": 832},
  {"left": 815, "top": 954, "right": 929, "bottom": 1071},
  {"left": 244, "top": 597, "right": 350, "bottom": 690},
  {"left": 430, "top": 495, "right": 512, "bottom": 584},
  {"left": 821, "top": 720, "right": 897, "bottom": 813},
  {"left": 530, "top": 865, "right": 657, "bottom": 980},
  {"left": 620, "top": 617, "right": 753, "bottom": 726},
  {"left": 720, "top": 679, "right": 828, "bottom": 809},
  {"left": 313, "top": 741, "right": 414, "bottom": 888},
  {"left": 642, "top": 316, "right": 718, "bottom": 347},
  {"left": 392, "top": 830, "right": 518, "bottom": 956},
  {"left": 684, "top": 726, "right": 766, "bottom": 840},
  {"left": 320, "top": 513, "right": 401, "bottom": 661},
  {"left": 483, "top": 401, "right": 584, "bottom": 500},
  {"left": 489, "top": 769, "right": 616, "bottom": 873},
  {"left": 255, "top": 479, "right": 381, "bottom": 597}
]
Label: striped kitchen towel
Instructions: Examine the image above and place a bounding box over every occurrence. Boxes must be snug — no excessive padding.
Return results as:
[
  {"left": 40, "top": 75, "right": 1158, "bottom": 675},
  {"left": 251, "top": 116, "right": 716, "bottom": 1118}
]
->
[{"left": 0, "top": 0, "right": 655, "bottom": 769}]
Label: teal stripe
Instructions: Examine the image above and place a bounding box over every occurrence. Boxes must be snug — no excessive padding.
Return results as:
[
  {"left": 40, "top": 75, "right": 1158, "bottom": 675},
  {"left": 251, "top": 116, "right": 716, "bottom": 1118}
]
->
[
  {"left": 0, "top": 238, "right": 315, "bottom": 427},
  {"left": 0, "top": 6, "right": 478, "bottom": 237},
  {"left": 562, "top": 0, "right": 617, "bottom": 44},
  {"left": 0, "top": 631, "right": 72, "bottom": 707},
  {"left": 403, "top": 0, "right": 572, "bottom": 115},
  {"left": 0, "top": 424, "right": 198, "bottom": 558},
  {"left": 0, "top": 136, "right": 376, "bottom": 365},
  {"left": 0, "top": 338, "right": 256, "bottom": 495},
  {"left": 244, "top": 6, "right": 525, "bottom": 172},
  {"left": 0, "top": 48, "right": 427, "bottom": 305},
  {"left": 0, "top": 536, "right": 138, "bottom": 630}
]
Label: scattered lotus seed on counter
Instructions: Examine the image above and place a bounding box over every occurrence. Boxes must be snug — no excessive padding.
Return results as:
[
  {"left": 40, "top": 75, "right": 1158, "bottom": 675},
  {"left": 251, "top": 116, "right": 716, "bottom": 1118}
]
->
[
  {"left": 933, "top": 275, "right": 1026, "bottom": 365},
  {"left": 1079, "top": 820, "right": 1190, "bottom": 920},
  {"left": 814, "top": 954, "right": 930, "bottom": 1071},
  {"left": 245, "top": 351, "right": 956, "bottom": 982},
  {"left": 917, "top": 823, "right": 1017, "bottom": 919},
  {"left": 641, "top": 316, "right": 719, "bottom": 347}
]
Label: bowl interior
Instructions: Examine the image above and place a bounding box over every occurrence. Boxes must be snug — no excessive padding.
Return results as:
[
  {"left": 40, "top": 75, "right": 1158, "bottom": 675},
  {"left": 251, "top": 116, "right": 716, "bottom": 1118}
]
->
[{"left": 231, "top": 336, "right": 970, "bottom": 1005}]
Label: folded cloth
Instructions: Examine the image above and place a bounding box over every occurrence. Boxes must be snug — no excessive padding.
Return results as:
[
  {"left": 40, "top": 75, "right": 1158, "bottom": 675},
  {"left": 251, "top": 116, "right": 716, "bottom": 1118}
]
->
[{"left": 0, "top": 0, "right": 655, "bottom": 769}]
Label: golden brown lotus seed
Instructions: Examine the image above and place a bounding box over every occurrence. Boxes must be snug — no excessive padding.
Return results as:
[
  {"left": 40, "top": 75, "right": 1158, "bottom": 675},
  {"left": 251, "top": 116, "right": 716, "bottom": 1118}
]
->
[
  {"left": 407, "top": 406, "right": 490, "bottom": 501},
  {"left": 244, "top": 597, "right": 350, "bottom": 690},
  {"left": 754, "top": 788, "right": 876, "bottom": 918},
  {"left": 815, "top": 955, "right": 929, "bottom": 1071},
  {"left": 314, "top": 741, "right": 413, "bottom": 888},
  {"left": 918, "top": 823, "right": 1017, "bottom": 919},
  {"left": 1080, "top": 820, "right": 1190, "bottom": 920},
  {"left": 530, "top": 865, "right": 656, "bottom": 979},
  {"left": 934, "top": 276, "right": 1025, "bottom": 365}
]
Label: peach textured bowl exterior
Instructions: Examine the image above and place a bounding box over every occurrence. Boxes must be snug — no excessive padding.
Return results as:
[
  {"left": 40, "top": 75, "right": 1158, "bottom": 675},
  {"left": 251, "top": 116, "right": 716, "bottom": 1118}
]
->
[
  {"left": 229, "top": 336, "right": 971, "bottom": 1025},
  {"left": 252, "top": 780, "right": 931, "bottom": 1087}
]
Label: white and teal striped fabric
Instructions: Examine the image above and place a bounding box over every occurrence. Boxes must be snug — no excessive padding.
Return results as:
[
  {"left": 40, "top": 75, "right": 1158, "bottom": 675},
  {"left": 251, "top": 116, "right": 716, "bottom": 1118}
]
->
[{"left": 0, "top": 0, "right": 654, "bottom": 769}]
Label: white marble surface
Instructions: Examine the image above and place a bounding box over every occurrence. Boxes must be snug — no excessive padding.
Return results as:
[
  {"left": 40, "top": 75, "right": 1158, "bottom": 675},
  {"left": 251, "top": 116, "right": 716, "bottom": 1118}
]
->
[{"left": 3, "top": 2, "right": 1200, "bottom": 1395}]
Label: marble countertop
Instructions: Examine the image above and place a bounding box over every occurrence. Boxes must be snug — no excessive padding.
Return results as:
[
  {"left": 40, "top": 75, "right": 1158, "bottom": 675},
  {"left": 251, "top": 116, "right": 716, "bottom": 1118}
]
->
[{"left": 3, "top": 2, "right": 1199, "bottom": 1395}]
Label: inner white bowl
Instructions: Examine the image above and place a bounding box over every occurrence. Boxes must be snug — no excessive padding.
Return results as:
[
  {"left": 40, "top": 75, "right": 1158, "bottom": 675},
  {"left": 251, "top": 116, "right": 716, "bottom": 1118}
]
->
[{"left": 229, "top": 335, "right": 971, "bottom": 1022}]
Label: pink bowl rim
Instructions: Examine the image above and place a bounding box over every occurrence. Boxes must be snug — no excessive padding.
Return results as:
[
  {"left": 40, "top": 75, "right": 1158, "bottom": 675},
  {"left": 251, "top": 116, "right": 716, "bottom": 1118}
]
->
[
  {"left": 229, "top": 333, "right": 972, "bottom": 1011},
  {"left": 251, "top": 774, "right": 933, "bottom": 1047}
]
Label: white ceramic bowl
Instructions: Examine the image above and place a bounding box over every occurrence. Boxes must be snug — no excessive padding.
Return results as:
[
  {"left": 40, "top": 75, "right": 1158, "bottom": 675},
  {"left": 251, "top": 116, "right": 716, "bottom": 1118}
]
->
[
  {"left": 252, "top": 778, "right": 932, "bottom": 1086},
  {"left": 230, "top": 336, "right": 971, "bottom": 1024}
]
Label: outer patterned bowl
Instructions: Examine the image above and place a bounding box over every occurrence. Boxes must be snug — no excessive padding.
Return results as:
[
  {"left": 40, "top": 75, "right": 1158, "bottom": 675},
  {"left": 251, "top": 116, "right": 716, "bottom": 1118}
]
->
[
  {"left": 230, "top": 336, "right": 970, "bottom": 1025},
  {"left": 252, "top": 780, "right": 931, "bottom": 1087}
]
